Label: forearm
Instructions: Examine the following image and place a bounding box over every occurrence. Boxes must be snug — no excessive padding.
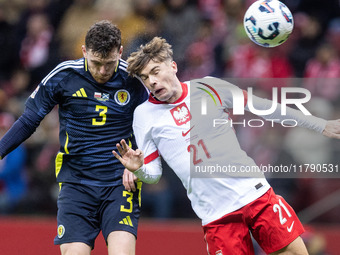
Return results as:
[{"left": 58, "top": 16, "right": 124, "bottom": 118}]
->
[
  {"left": 0, "top": 108, "right": 43, "bottom": 158},
  {"left": 133, "top": 158, "right": 162, "bottom": 184},
  {"left": 248, "top": 96, "right": 327, "bottom": 133}
]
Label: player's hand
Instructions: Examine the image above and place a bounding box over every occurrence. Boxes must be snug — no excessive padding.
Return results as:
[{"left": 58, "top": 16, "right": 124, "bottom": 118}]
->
[
  {"left": 323, "top": 119, "right": 340, "bottom": 139},
  {"left": 112, "top": 139, "right": 144, "bottom": 172},
  {"left": 122, "top": 168, "right": 137, "bottom": 192}
]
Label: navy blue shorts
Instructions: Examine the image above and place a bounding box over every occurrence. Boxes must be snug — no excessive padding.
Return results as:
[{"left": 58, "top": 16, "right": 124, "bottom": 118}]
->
[{"left": 54, "top": 182, "right": 142, "bottom": 248}]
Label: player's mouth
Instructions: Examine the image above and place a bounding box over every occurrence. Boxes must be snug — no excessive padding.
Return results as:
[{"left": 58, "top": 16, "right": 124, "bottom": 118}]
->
[
  {"left": 96, "top": 76, "right": 110, "bottom": 83},
  {"left": 100, "top": 74, "right": 110, "bottom": 79},
  {"left": 154, "top": 88, "right": 165, "bottom": 96}
]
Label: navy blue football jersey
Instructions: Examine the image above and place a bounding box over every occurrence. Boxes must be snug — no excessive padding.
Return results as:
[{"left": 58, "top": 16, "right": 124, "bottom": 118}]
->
[{"left": 26, "top": 58, "right": 148, "bottom": 186}]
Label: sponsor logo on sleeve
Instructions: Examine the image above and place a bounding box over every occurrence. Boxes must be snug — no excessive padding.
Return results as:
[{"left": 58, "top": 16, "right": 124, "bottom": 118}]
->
[{"left": 30, "top": 86, "right": 40, "bottom": 99}]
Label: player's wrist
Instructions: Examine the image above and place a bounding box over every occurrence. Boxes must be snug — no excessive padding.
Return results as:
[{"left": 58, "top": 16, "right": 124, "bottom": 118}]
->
[
  {"left": 135, "top": 164, "right": 145, "bottom": 172},
  {"left": 133, "top": 164, "right": 146, "bottom": 176}
]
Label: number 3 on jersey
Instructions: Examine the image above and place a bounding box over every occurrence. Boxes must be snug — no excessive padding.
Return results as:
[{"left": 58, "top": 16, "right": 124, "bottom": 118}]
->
[
  {"left": 120, "top": 182, "right": 142, "bottom": 213},
  {"left": 188, "top": 139, "right": 211, "bottom": 165},
  {"left": 92, "top": 105, "right": 107, "bottom": 126},
  {"left": 120, "top": 191, "right": 133, "bottom": 213}
]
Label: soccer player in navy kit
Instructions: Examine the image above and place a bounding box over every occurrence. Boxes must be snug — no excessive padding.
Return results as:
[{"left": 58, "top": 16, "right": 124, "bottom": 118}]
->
[{"left": 0, "top": 20, "right": 148, "bottom": 255}]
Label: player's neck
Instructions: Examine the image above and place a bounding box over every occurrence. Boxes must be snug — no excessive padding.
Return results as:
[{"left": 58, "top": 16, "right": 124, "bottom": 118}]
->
[{"left": 166, "top": 81, "right": 184, "bottom": 104}]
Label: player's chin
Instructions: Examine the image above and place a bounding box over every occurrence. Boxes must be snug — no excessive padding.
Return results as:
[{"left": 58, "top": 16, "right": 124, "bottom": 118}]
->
[
  {"left": 154, "top": 90, "right": 168, "bottom": 101},
  {"left": 96, "top": 76, "right": 110, "bottom": 84},
  {"left": 155, "top": 95, "right": 169, "bottom": 102}
]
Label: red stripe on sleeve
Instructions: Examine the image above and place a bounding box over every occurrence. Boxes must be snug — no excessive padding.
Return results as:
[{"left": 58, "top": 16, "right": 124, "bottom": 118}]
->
[{"left": 144, "top": 150, "right": 159, "bottom": 164}]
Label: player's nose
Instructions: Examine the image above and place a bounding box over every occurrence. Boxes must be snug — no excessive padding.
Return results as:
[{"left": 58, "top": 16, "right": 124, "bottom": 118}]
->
[
  {"left": 99, "top": 65, "right": 108, "bottom": 75},
  {"left": 149, "top": 75, "right": 157, "bottom": 86}
]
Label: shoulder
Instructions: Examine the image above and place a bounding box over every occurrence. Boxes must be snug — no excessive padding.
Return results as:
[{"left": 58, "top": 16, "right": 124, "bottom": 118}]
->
[
  {"left": 134, "top": 100, "right": 158, "bottom": 120},
  {"left": 133, "top": 101, "right": 156, "bottom": 132},
  {"left": 117, "top": 59, "right": 143, "bottom": 84},
  {"left": 117, "top": 59, "right": 131, "bottom": 81},
  {"left": 118, "top": 59, "right": 148, "bottom": 93},
  {"left": 191, "top": 76, "right": 243, "bottom": 97},
  {"left": 41, "top": 58, "right": 85, "bottom": 86},
  {"left": 191, "top": 76, "right": 239, "bottom": 89},
  {"left": 135, "top": 100, "right": 151, "bottom": 114},
  {"left": 118, "top": 59, "right": 128, "bottom": 73}
]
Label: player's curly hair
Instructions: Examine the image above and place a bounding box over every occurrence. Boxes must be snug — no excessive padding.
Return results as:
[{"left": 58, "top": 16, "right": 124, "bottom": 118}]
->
[
  {"left": 127, "top": 37, "right": 173, "bottom": 77},
  {"left": 85, "top": 20, "right": 121, "bottom": 58}
]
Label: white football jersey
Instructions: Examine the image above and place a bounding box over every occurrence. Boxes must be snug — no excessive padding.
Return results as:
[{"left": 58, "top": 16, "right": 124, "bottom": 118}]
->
[{"left": 133, "top": 78, "right": 326, "bottom": 225}]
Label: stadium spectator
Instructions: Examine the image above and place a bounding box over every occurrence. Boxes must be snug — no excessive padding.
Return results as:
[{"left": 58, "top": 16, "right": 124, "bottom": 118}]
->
[
  {"left": 0, "top": 113, "right": 27, "bottom": 214},
  {"left": 303, "top": 43, "right": 340, "bottom": 102},
  {"left": 0, "top": 68, "right": 31, "bottom": 118},
  {"left": 288, "top": 13, "right": 323, "bottom": 77},
  {"left": 327, "top": 17, "right": 340, "bottom": 57},
  {"left": 19, "top": 12, "right": 59, "bottom": 88},
  {"left": 116, "top": 0, "right": 158, "bottom": 50},
  {"left": 0, "top": 4, "right": 16, "bottom": 82},
  {"left": 123, "top": 12, "right": 161, "bottom": 59},
  {"left": 159, "top": 0, "right": 201, "bottom": 77},
  {"left": 180, "top": 18, "right": 225, "bottom": 81},
  {"left": 12, "top": 0, "right": 51, "bottom": 42},
  {"left": 56, "top": 0, "right": 98, "bottom": 60}
]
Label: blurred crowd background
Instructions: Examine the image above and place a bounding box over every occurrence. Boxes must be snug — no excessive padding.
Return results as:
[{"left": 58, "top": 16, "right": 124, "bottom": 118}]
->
[{"left": 0, "top": 0, "right": 339, "bottom": 252}]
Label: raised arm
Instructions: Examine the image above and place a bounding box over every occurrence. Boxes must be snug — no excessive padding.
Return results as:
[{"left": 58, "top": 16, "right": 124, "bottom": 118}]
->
[
  {"left": 113, "top": 139, "right": 144, "bottom": 172},
  {"left": 0, "top": 107, "right": 44, "bottom": 159},
  {"left": 112, "top": 139, "right": 163, "bottom": 185}
]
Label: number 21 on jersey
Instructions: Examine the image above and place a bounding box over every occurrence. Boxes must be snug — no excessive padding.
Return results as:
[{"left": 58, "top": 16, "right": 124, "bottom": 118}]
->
[{"left": 187, "top": 139, "right": 211, "bottom": 165}]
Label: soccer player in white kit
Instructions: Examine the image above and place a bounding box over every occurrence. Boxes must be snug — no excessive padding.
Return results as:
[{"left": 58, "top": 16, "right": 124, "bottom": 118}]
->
[{"left": 113, "top": 37, "right": 340, "bottom": 255}]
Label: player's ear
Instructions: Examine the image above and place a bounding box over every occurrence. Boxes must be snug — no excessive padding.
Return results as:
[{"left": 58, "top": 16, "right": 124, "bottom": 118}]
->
[
  {"left": 171, "top": 61, "right": 178, "bottom": 74},
  {"left": 118, "top": 46, "right": 123, "bottom": 58},
  {"left": 81, "top": 45, "right": 87, "bottom": 58}
]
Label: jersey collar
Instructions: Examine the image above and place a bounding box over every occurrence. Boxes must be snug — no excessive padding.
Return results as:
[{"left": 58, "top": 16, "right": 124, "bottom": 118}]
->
[{"left": 148, "top": 82, "right": 188, "bottom": 104}]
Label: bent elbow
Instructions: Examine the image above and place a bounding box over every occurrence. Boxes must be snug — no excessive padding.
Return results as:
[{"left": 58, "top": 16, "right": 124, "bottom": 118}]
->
[{"left": 144, "top": 174, "right": 162, "bottom": 184}]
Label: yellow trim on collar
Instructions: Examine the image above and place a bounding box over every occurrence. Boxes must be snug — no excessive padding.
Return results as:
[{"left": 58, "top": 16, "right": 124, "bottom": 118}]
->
[{"left": 115, "top": 59, "right": 119, "bottom": 73}]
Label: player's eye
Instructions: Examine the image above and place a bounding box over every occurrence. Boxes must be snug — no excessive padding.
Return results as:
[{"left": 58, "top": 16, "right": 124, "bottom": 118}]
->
[{"left": 92, "top": 61, "right": 101, "bottom": 66}]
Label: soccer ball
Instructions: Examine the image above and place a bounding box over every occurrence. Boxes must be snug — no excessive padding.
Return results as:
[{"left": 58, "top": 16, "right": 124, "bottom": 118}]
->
[{"left": 243, "top": 0, "right": 294, "bottom": 47}]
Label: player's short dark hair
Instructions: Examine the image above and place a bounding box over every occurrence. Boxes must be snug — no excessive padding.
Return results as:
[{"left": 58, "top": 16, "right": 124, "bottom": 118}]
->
[
  {"left": 127, "top": 37, "right": 173, "bottom": 77},
  {"left": 85, "top": 20, "right": 121, "bottom": 58}
]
